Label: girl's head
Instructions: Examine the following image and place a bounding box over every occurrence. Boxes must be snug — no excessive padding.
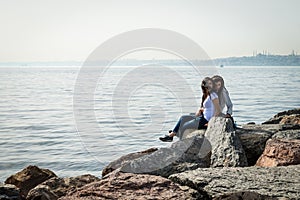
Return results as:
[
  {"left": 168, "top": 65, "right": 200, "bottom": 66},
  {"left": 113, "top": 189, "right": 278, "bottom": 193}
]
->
[
  {"left": 201, "top": 77, "right": 213, "bottom": 93},
  {"left": 212, "top": 75, "right": 224, "bottom": 93},
  {"left": 200, "top": 77, "right": 213, "bottom": 107}
]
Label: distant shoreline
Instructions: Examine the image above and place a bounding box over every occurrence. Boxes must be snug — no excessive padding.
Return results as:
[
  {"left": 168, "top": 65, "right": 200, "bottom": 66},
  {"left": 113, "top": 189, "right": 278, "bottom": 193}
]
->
[{"left": 1, "top": 53, "right": 300, "bottom": 66}]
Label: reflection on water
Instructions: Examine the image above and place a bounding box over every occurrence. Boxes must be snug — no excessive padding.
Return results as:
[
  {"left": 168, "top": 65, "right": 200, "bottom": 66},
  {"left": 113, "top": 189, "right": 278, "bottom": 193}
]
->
[{"left": 0, "top": 66, "right": 299, "bottom": 180}]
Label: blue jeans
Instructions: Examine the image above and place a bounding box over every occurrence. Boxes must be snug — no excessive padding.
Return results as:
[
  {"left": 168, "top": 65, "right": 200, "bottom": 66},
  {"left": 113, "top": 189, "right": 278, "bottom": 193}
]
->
[{"left": 172, "top": 114, "right": 208, "bottom": 139}]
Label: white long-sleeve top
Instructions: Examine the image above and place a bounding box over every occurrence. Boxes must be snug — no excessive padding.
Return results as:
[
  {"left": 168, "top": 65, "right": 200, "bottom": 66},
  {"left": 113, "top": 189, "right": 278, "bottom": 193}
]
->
[{"left": 220, "top": 88, "right": 233, "bottom": 115}]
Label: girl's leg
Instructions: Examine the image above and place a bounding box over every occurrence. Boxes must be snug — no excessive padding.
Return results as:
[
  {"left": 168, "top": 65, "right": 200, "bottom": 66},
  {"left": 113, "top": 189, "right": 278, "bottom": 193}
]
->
[
  {"left": 172, "top": 115, "right": 196, "bottom": 137},
  {"left": 178, "top": 117, "right": 201, "bottom": 139},
  {"left": 159, "top": 115, "right": 197, "bottom": 142},
  {"left": 198, "top": 115, "right": 208, "bottom": 129}
]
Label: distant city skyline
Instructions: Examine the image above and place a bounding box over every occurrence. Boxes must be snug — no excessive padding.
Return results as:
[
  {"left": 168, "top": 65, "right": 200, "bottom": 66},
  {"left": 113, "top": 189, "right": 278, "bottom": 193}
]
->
[{"left": 0, "top": 0, "right": 299, "bottom": 62}]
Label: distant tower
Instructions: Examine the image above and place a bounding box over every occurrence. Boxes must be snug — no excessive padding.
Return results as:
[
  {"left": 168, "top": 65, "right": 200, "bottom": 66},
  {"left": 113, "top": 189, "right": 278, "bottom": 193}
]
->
[{"left": 292, "top": 50, "right": 295, "bottom": 56}]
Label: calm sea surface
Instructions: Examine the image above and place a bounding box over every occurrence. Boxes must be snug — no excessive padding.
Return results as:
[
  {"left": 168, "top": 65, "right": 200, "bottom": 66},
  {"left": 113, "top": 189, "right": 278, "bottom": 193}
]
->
[{"left": 0, "top": 65, "right": 299, "bottom": 181}]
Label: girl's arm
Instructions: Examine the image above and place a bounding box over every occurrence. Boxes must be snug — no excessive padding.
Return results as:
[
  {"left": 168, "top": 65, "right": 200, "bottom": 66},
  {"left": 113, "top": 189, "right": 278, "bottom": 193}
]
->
[
  {"left": 223, "top": 89, "right": 233, "bottom": 116},
  {"left": 212, "top": 98, "right": 222, "bottom": 117}
]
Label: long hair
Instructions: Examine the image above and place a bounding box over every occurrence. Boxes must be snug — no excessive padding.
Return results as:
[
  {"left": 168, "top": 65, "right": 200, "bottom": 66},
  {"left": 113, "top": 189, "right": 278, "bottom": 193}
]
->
[
  {"left": 201, "top": 77, "right": 213, "bottom": 107},
  {"left": 212, "top": 75, "right": 226, "bottom": 109}
]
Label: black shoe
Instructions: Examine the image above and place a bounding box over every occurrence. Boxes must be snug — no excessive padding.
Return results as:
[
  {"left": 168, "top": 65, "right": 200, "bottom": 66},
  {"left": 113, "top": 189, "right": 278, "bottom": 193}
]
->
[{"left": 159, "top": 135, "right": 173, "bottom": 142}]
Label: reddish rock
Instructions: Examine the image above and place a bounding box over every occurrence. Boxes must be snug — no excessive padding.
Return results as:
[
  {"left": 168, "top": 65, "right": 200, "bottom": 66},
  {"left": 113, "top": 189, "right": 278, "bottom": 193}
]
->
[
  {"left": 27, "top": 174, "right": 100, "bottom": 200},
  {"left": 4, "top": 165, "right": 57, "bottom": 198},
  {"left": 256, "top": 139, "right": 300, "bottom": 167},
  {"left": 263, "top": 108, "right": 300, "bottom": 125},
  {"left": 59, "top": 171, "right": 201, "bottom": 200},
  {"left": 280, "top": 114, "right": 300, "bottom": 125}
]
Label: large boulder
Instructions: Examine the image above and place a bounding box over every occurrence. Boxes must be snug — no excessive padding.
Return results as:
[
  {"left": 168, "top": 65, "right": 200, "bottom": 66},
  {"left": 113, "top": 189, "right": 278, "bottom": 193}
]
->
[
  {"left": 205, "top": 117, "right": 248, "bottom": 167},
  {"left": 102, "top": 147, "right": 157, "bottom": 177},
  {"left": 256, "top": 139, "right": 300, "bottom": 167},
  {"left": 240, "top": 124, "right": 282, "bottom": 132},
  {"left": 118, "top": 135, "right": 211, "bottom": 177},
  {"left": 59, "top": 171, "right": 202, "bottom": 200},
  {"left": 169, "top": 165, "right": 300, "bottom": 199},
  {"left": 236, "top": 123, "right": 300, "bottom": 165},
  {"left": 0, "top": 183, "right": 21, "bottom": 200},
  {"left": 263, "top": 108, "right": 300, "bottom": 125},
  {"left": 236, "top": 124, "right": 276, "bottom": 166},
  {"left": 181, "top": 129, "right": 206, "bottom": 140},
  {"left": 26, "top": 174, "right": 100, "bottom": 200},
  {"left": 4, "top": 165, "right": 57, "bottom": 198},
  {"left": 271, "top": 129, "right": 300, "bottom": 140}
]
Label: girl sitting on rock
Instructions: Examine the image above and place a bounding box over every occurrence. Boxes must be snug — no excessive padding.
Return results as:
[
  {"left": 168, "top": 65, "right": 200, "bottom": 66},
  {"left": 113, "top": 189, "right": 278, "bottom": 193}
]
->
[
  {"left": 159, "top": 77, "right": 221, "bottom": 142},
  {"left": 211, "top": 75, "right": 235, "bottom": 128}
]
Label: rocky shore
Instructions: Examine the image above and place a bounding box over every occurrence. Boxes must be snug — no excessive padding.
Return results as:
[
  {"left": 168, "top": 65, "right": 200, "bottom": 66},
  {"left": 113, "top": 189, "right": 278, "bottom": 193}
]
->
[{"left": 1, "top": 108, "right": 300, "bottom": 200}]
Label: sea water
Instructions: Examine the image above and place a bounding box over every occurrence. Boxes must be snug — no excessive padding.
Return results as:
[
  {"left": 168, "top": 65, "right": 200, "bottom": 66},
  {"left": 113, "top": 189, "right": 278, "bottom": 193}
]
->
[{"left": 0, "top": 65, "right": 299, "bottom": 181}]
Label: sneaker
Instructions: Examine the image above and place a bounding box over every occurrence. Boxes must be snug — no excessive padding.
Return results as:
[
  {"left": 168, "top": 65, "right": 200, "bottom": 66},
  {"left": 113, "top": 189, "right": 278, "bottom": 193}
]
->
[{"left": 159, "top": 135, "right": 173, "bottom": 142}]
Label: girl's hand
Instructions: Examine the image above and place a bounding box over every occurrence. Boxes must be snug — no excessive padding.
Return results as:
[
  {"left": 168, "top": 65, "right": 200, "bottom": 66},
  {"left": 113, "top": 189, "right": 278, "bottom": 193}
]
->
[
  {"left": 195, "top": 107, "right": 204, "bottom": 116},
  {"left": 225, "top": 114, "right": 231, "bottom": 118}
]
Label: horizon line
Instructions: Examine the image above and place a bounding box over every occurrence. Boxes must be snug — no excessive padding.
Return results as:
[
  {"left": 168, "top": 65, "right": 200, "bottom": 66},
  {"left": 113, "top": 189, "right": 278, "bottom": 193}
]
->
[{"left": 0, "top": 52, "right": 299, "bottom": 64}]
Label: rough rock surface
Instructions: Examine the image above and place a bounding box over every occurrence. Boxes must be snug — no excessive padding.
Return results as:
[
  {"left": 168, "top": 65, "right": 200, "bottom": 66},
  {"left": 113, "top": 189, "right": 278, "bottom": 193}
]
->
[
  {"left": 212, "top": 191, "right": 278, "bottom": 200},
  {"left": 237, "top": 123, "right": 300, "bottom": 165},
  {"left": 59, "top": 172, "right": 202, "bottom": 200},
  {"left": 102, "top": 147, "right": 158, "bottom": 177},
  {"left": 263, "top": 108, "right": 300, "bottom": 124},
  {"left": 181, "top": 129, "right": 206, "bottom": 140},
  {"left": 0, "top": 183, "right": 21, "bottom": 200},
  {"left": 241, "top": 124, "right": 281, "bottom": 133},
  {"left": 26, "top": 174, "right": 100, "bottom": 200},
  {"left": 169, "top": 165, "right": 300, "bottom": 199},
  {"left": 237, "top": 124, "right": 275, "bottom": 165},
  {"left": 271, "top": 129, "right": 300, "bottom": 139},
  {"left": 118, "top": 135, "right": 211, "bottom": 177},
  {"left": 205, "top": 117, "right": 248, "bottom": 167},
  {"left": 280, "top": 114, "right": 300, "bottom": 125},
  {"left": 256, "top": 139, "right": 300, "bottom": 167},
  {"left": 4, "top": 165, "right": 57, "bottom": 198}
]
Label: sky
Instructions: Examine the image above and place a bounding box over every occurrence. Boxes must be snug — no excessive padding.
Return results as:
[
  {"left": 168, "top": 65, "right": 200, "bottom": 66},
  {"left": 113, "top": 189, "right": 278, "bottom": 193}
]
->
[{"left": 0, "top": 0, "right": 299, "bottom": 62}]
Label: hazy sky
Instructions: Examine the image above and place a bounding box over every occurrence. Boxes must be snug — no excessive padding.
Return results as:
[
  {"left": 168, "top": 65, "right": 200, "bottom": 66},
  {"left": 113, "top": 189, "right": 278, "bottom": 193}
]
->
[{"left": 1, "top": 0, "right": 299, "bottom": 62}]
